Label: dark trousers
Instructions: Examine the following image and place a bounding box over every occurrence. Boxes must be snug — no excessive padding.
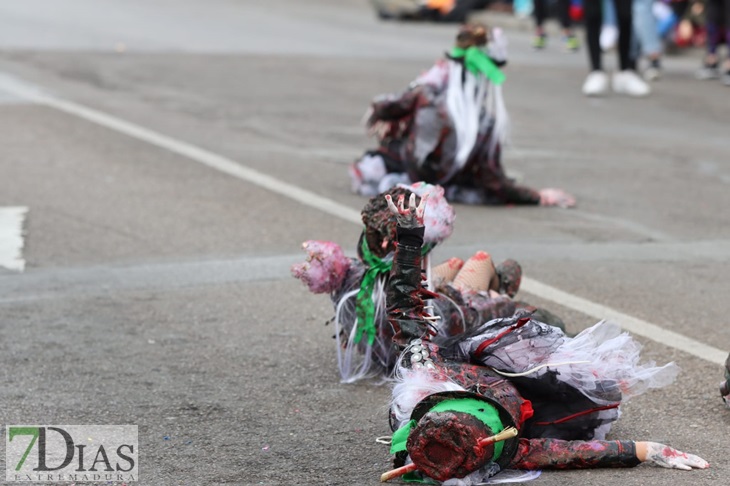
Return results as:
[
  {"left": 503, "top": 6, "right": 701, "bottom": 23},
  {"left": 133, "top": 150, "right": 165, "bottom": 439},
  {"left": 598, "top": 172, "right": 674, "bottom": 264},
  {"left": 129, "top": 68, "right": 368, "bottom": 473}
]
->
[
  {"left": 534, "top": 0, "right": 572, "bottom": 30},
  {"left": 705, "top": 0, "right": 730, "bottom": 55},
  {"left": 584, "top": 0, "right": 635, "bottom": 71}
]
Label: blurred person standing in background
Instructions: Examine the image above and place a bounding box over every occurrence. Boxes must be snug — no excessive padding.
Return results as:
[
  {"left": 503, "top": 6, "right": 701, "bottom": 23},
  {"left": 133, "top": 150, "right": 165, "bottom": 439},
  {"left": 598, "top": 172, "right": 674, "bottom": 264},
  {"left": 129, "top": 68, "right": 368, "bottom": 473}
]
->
[
  {"left": 532, "top": 0, "right": 581, "bottom": 51},
  {"left": 633, "top": 0, "right": 665, "bottom": 80},
  {"left": 695, "top": 0, "right": 730, "bottom": 84},
  {"left": 582, "top": 0, "right": 652, "bottom": 96}
]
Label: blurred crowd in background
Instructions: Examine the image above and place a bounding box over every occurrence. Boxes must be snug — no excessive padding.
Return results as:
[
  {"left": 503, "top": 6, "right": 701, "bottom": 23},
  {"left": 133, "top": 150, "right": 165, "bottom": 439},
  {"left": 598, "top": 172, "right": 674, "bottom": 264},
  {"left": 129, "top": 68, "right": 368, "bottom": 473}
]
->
[{"left": 371, "top": 0, "right": 729, "bottom": 94}]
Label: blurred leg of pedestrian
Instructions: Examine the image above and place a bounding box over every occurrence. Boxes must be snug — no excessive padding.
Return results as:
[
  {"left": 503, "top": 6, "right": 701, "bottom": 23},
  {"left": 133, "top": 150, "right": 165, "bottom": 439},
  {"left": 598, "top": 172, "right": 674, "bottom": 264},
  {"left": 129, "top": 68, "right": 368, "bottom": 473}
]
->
[
  {"left": 558, "top": 0, "right": 581, "bottom": 51},
  {"left": 633, "top": 0, "right": 664, "bottom": 81},
  {"left": 721, "top": 0, "right": 730, "bottom": 84},
  {"left": 533, "top": 0, "right": 579, "bottom": 50},
  {"left": 696, "top": 0, "right": 730, "bottom": 81},
  {"left": 533, "top": 0, "right": 550, "bottom": 48},
  {"left": 615, "top": 0, "right": 635, "bottom": 69},
  {"left": 612, "top": 0, "right": 652, "bottom": 94},
  {"left": 583, "top": 0, "right": 651, "bottom": 96},
  {"left": 583, "top": 0, "right": 609, "bottom": 94}
]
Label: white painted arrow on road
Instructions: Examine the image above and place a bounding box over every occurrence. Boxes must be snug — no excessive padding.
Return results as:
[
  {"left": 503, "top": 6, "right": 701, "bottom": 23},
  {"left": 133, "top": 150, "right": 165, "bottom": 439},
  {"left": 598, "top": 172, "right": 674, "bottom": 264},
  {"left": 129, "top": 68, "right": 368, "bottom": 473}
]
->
[{"left": 0, "top": 206, "right": 28, "bottom": 271}]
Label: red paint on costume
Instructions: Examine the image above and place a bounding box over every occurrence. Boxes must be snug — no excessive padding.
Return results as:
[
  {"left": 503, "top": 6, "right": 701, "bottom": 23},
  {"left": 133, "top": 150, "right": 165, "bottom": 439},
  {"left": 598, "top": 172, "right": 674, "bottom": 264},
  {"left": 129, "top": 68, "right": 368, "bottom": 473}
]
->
[
  {"left": 511, "top": 438, "right": 640, "bottom": 470},
  {"left": 474, "top": 317, "right": 531, "bottom": 357},
  {"left": 408, "top": 411, "right": 493, "bottom": 481},
  {"left": 447, "top": 257, "right": 464, "bottom": 269},
  {"left": 533, "top": 403, "right": 620, "bottom": 426},
  {"left": 519, "top": 400, "right": 534, "bottom": 426},
  {"left": 472, "top": 251, "right": 490, "bottom": 261},
  {"left": 662, "top": 447, "right": 688, "bottom": 459}
]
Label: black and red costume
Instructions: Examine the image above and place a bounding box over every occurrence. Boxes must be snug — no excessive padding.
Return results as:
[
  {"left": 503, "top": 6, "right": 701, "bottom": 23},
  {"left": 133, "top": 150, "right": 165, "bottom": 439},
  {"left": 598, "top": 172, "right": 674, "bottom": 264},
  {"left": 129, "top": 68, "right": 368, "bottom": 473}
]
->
[{"left": 386, "top": 222, "right": 674, "bottom": 482}]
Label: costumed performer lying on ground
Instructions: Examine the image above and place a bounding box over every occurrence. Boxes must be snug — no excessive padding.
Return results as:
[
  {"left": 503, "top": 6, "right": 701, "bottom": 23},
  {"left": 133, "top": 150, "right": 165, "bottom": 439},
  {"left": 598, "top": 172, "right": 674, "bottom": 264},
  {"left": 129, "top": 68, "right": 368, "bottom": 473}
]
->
[
  {"left": 292, "top": 183, "right": 565, "bottom": 383},
  {"left": 377, "top": 192, "right": 708, "bottom": 484},
  {"left": 349, "top": 23, "right": 576, "bottom": 208}
]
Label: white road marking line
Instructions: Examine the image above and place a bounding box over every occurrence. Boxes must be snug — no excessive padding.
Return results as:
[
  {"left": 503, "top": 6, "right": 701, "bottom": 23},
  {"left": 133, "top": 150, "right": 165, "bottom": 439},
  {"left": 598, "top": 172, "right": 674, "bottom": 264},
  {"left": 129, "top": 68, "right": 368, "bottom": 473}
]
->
[
  {"left": 0, "top": 206, "right": 28, "bottom": 271},
  {"left": 0, "top": 73, "right": 724, "bottom": 366},
  {"left": 520, "top": 278, "right": 727, "bottom": 365},
  {"left": 0, "top": 73, "right": 362, "bottom": 224}
]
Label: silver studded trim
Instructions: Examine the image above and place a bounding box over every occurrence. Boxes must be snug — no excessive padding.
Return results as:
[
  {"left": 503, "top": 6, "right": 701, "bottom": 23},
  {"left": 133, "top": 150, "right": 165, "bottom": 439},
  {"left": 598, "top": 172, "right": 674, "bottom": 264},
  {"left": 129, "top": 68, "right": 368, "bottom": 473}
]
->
[{"left": 408, "top": 339, "right": 435, "bottom": 370}]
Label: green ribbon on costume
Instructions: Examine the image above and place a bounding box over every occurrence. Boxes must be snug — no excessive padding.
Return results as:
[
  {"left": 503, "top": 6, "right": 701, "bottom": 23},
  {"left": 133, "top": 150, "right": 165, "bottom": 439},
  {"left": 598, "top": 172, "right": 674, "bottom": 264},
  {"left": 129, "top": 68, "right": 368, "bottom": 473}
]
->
[
  {"left": 450, "top": 46, "right": 505, "bottom": 85},
  {"left": 390, "top": 419, "right": 417, "bottom": 454},
  {"left": 354, "top": 236, "right": 394, "bottom": 345},
  {"left": 390, "top": 398, "right": 505, "bottom": 460},
  {"left": 354, "top": 234, "right": 433, "bottom": 346}
]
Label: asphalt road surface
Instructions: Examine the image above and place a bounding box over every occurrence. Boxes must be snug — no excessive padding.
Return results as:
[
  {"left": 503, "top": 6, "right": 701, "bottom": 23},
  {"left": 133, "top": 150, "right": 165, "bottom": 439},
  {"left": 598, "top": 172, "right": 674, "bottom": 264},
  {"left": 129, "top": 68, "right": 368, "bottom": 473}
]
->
[{"left": 0, "top": 1, "right": 728, "bottom": 485}]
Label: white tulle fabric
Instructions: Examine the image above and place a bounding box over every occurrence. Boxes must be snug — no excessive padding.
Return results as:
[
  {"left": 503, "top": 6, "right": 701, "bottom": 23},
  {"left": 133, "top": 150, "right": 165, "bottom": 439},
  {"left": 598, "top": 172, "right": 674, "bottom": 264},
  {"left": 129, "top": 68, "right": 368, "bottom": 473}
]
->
[
  {"left": 391, "top": 365, "right": 467, "bottom": 427},
  {"left": 458, "top": 319, "right": 679, "bottom": 407},
  {"left": 334, "top": 277, "right": 393, "bottom": 384},
  {"left": 546, "top": 321, "right": 679, "bottom": 404}
]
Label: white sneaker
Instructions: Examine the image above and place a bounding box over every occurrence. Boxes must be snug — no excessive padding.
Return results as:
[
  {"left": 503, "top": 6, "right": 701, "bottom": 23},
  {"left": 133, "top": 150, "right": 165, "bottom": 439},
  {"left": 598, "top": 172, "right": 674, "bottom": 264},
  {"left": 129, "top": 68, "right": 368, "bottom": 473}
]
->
[
  {"left": 612, "top": 70, "right": 651, "bottom": 97},
  {"left": 582, "top": 71, "right": 609, "bottom": 96}
]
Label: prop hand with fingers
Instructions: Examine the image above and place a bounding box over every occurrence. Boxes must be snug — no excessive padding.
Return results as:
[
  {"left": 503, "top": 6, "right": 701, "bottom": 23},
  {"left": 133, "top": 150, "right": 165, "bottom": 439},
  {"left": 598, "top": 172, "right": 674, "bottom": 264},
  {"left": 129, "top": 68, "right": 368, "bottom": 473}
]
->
[
  {"left": 538, "top": 188, "right": 576, "bottom": 208},
  {"left": 636, "top": 441, "right": 709, "bottom": 470},
  {"left": 385, "top": 193, "right": 428, "bottom": 229}
]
